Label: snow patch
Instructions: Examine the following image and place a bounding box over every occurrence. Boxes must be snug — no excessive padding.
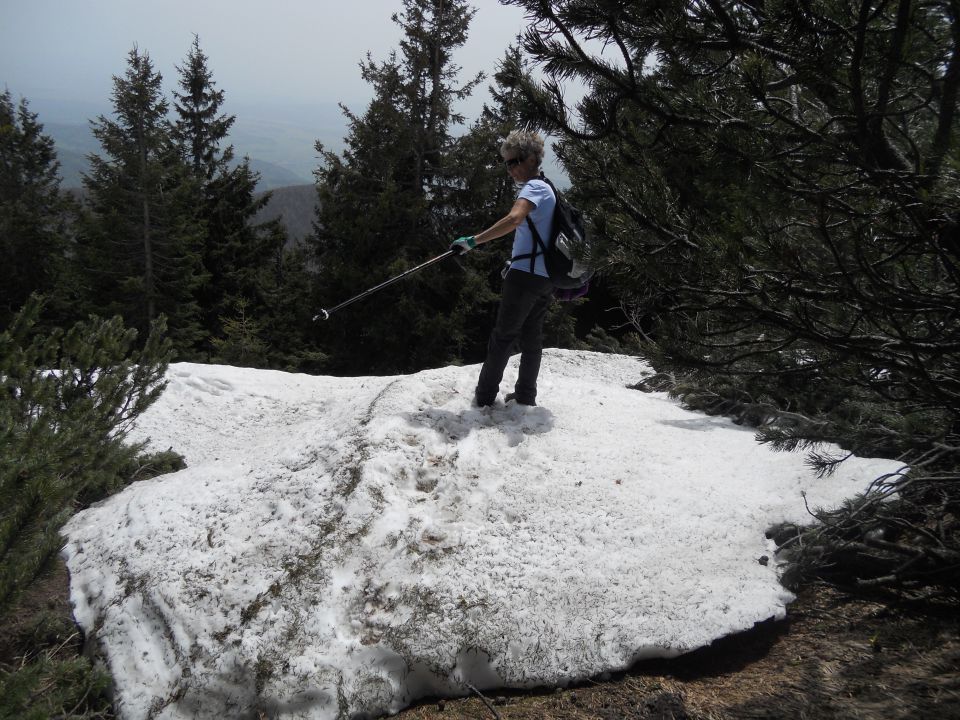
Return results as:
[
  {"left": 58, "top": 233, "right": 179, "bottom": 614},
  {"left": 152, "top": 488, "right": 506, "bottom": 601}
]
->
[{"left": 62, "top": 350, "right": 900, "bottom": 719}]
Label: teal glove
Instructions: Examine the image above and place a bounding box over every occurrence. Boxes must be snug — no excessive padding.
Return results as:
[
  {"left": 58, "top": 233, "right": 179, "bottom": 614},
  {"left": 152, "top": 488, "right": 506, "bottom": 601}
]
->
[{"left": 450, "top": 235, "right": 477, "bottom": 255}]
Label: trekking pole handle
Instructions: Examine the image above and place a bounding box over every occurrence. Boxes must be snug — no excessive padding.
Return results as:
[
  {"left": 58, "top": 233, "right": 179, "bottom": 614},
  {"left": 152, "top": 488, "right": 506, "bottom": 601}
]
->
[{"left": 313, "top": 249, "right": 456, "bottom": 321}]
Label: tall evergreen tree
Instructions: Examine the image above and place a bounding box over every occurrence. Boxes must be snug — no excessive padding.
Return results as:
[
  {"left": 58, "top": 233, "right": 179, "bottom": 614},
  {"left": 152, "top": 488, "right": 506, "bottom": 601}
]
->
[
  {"left": 0, "top": 92, "right": 69, "bottom": 327},
  {"left": 172, "top": 37, "right": 279, "bottom": 360},
  {"left": 449, "top": 45, "right": 524, "bottom": 232},
  {"left": 78, "top": 47, "right": 206, "bottom": 354},
  {"left": 259, "top": 222, "right": 327, "bottom": 371},
  {"left": 172, "top": 35, "right": 235, "bottom": 182},
  {"left": 447, "top": 44, "right": 582, "bottom": 358},
  {"left": 310, "top": 0, "right": 484, "bottom": 374},
  {"left": 445, "top": 48, "right": 523, "bottom": 360}
]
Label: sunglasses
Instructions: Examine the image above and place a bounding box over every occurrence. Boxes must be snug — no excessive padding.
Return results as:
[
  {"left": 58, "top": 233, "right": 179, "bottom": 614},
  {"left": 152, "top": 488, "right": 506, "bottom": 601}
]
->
[{"left": 504, "top": 155, "right": 523, "bottom": 168}]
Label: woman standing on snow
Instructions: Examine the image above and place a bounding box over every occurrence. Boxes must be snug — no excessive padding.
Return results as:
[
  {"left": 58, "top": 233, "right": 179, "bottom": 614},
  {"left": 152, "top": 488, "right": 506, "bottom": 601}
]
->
[{"left": 449, "top": 129, "right": 556, "bottom": 408}]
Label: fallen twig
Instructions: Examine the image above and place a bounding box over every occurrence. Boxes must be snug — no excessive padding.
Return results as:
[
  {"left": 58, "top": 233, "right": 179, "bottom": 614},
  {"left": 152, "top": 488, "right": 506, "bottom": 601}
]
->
[{"left": 465, "top": 683, "right": 502, "bottom": 720}]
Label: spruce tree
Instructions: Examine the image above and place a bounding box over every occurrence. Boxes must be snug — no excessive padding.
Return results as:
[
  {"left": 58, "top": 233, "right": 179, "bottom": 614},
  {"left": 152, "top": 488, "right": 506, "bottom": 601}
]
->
[
  {"left": 78, "top": 47, "right": 207, "bottom": 355},
  {"left": 172, "top": 37, "right": 279, "bottom": 360},
  {"left": 448, "top": 46, "right": 523, "bottom": 239},
  {"left": 0, "top": 92, "right": 69, "bottom": 327},
  {"left": 444, "top": 49, "right": 520, "bottom": 361},
  {"left": 258, "top": 222, "right": 327, "bottom": 371},
  {"left": 310, "top": 0, "right": 484, "bottom": 374},
  {"left": 210, "top": 296, "right": 269, "bottom": 366},
  {"left": 446, "top": 44, "right": 581, "bottom": 358},
  {"left": 172, "top": 35, "right": 235, "bottom": 183}
]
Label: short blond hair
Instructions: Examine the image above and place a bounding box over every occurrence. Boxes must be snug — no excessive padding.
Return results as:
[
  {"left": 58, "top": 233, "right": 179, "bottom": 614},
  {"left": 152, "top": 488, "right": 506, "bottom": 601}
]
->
[{"left": 501, "top": 129, "right": 545, "bottom": 167}]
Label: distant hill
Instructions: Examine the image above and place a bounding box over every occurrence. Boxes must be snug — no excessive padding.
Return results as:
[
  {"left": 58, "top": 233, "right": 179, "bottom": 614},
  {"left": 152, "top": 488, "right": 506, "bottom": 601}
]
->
[
  {"left": 61, "top": 181, "right": 316, "bottom": 249},
  {"left": 255, "top": 184, "right": 318, "bottom": 246},
  {"left": 60, "top": 182, "right": 316, "bottom": 260},
  {"left": 245, "top": 159, "right": 311, "bottom": 190},
  {"left": 46, "top": 122, "right": 97, "bottom": 188},
  {"left": 56, "top": 147, "right": 93, "bottom": 189},
  {"left": 45, "top": 121, "right": 311, "bottom": 191}
]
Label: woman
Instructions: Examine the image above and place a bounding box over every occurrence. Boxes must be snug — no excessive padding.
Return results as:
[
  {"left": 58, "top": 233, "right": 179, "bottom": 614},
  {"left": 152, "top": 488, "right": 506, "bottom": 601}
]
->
[{"left": 450, "top": 129, "right": 556, "bottom": 407}]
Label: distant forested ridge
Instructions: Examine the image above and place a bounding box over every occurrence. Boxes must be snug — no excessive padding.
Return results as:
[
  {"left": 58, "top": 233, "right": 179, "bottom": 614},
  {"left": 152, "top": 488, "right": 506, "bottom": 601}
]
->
[{"left": 45, "top": 119, "right": 311, "bottom": 191}]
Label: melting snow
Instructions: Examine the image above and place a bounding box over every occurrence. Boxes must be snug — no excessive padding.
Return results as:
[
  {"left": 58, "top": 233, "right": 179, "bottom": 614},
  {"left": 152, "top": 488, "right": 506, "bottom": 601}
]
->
[{"left": 62, "top": 349, "right": 901, "bottom": 719}]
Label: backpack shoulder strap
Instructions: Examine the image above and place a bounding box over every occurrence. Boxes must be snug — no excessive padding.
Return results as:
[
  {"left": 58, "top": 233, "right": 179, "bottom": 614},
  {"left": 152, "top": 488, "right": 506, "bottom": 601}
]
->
[
  {"left": 512, "top": 176, "right": 553, "bottom": 272},
  {"left": 519, "top": 217, "right": 550, "bottom": 272},
  {"left": 539, "top": 173, "right": 558, "bottom": 196}
]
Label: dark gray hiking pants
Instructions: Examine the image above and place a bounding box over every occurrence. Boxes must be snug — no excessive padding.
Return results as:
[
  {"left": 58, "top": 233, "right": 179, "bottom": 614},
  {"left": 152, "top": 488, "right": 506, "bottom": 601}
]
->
[{"left": 475, "top": 269, "right": 554, "bottom": 405}]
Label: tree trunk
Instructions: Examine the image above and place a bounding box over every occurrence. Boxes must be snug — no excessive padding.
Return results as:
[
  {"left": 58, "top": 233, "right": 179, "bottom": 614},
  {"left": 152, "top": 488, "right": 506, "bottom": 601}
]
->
[{"left": 137, "top": 116, "right": 155, "bottom": 322}]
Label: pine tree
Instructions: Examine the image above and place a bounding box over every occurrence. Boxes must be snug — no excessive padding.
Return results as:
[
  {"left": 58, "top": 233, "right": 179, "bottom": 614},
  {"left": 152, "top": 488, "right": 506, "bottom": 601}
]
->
[
  {"left": 504, "top": 0, "right": 960, "bottom": 590},
  {"left": 310, "top": 0, "right": 485, "bottom": 374},
  {"left": 78, "top": 47, "right": 207, "bottom": 354},
  {"left": 0, "top": 92, "right": 69, "bottom": 327},
  {"left": 0, "top": 297, "right": 171, "bottom": 612}
]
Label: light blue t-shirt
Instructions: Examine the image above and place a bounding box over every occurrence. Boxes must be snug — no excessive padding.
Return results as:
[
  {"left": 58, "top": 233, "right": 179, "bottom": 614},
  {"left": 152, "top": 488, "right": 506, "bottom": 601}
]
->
[{"left": 510, "top": 178, "right": 555, "bottom": 278}]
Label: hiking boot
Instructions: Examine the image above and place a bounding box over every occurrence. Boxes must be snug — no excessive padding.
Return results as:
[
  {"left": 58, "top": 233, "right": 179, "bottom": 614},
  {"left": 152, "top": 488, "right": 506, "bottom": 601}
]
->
[
  {"left": 473, "top": 392, "right": 495, "bottom": 408},
  {"left": 505, "top": 392, "right": 536, "bottom": 406}
]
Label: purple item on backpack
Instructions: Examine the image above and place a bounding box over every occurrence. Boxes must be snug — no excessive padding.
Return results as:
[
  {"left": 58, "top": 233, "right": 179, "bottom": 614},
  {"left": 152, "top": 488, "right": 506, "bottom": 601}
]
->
[{"left": 554, "top": 280, "right": 589, "bottom": 302}]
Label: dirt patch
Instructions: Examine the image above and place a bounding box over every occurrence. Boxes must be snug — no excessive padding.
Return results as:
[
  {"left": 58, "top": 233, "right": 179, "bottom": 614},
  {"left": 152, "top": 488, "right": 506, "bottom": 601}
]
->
[
  {"left": 5, "top": 564, "right": 959, "bottom": 719},
  {"left": 0, "top": 558, "right": 79, "bottom": 664},
  {"left": 397, "top": 584, "right": 960, "bottom": 720}
]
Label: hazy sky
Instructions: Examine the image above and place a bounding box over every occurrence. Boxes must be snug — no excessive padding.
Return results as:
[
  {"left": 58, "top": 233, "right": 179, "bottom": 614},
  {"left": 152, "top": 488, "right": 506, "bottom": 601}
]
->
[{"left": 1, "top": 0, "right": 531, "bottom": 120}]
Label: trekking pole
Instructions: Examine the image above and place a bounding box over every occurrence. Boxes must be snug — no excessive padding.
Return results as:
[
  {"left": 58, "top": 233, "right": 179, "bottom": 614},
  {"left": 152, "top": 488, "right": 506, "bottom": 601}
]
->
[{"left": 313, "top": 249, "right": 457, "bottom": 321}]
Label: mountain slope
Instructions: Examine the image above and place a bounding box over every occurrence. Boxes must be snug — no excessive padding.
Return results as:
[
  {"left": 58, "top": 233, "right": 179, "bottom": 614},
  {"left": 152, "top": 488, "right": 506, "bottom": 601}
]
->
[{"left": 45, "top": 121, "right": 310, "bottom": 190}]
